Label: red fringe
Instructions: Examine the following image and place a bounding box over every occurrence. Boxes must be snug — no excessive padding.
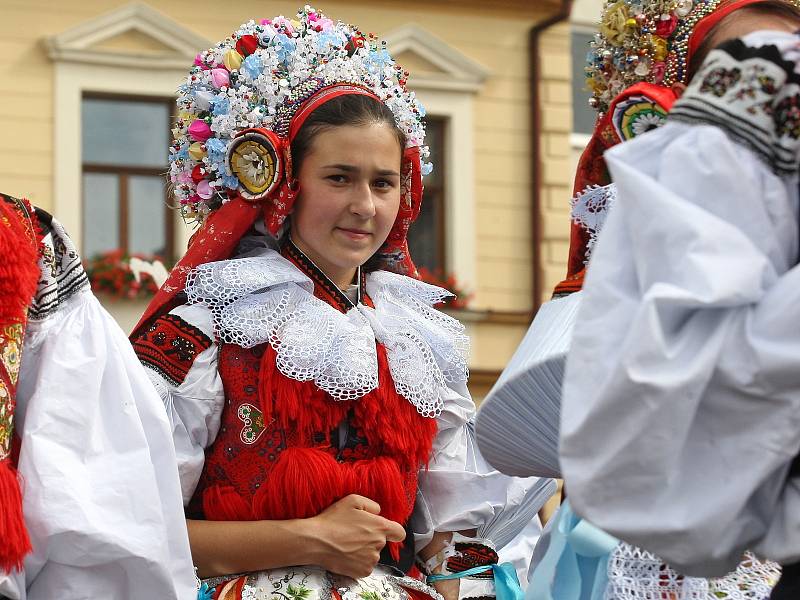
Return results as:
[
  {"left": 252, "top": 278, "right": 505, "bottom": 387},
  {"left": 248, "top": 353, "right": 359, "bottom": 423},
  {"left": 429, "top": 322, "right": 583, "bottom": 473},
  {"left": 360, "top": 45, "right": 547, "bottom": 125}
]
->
[
  {"left": 0, "top": 201, "right": 39, "bottom": 323},
  {"left": 203, "top": 485, "right": 254, "bottom": 521},
  {"left": 258, "top": 345, "right": 349, "bottom": 435},
  {"left": 0, "top": 200, "right": 38, "bottom": 572},
  {"left": 209, "top": 335, "right": 442, "bottom": 542},
  {"left": 253, "top": 447, "right": 349, "bottom": 520},
  {"left": 0, "top": 461, "right": 31, "bottom": 572}
]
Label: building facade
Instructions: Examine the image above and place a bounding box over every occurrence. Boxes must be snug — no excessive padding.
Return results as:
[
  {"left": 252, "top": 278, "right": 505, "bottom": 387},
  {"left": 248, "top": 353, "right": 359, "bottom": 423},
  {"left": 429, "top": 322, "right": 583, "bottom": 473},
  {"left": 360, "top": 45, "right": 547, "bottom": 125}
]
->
[{"left": 1, "top": 0, "right": 574, "bottom": 397}]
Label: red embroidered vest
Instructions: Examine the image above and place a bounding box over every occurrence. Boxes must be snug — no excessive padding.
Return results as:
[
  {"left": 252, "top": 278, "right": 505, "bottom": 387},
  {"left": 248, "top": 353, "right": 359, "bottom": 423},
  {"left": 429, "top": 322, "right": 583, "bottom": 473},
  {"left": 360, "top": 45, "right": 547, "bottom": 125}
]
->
[{"left": 188, "top": 243, "right": 438, "bottom": 536}]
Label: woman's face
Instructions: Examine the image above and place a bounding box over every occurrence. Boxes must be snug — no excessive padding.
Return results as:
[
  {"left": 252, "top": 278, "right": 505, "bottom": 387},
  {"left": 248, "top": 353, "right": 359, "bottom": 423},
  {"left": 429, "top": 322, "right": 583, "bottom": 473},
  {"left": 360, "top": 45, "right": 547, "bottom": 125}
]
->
[{"left": 290, "top": 122, "right": 402, "bottom": 289}]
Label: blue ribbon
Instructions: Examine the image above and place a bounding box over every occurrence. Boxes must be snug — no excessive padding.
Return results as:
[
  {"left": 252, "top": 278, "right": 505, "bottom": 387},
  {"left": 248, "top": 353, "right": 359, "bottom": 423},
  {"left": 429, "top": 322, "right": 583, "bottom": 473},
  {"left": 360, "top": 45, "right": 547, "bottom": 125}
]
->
[
  {"left": 526, "top": 500, "right": 618, "bottom": 600},
  {"left": 428, "top": 562, "right": 524, "bottom": 600}
]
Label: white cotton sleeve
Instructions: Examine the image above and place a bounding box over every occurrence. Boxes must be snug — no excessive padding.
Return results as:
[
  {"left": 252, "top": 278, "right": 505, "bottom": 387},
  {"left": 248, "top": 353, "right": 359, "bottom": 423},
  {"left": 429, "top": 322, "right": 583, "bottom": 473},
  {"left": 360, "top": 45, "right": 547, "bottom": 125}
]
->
[
  {"left": 560, "top": 121, "right": 800, "bottom": 577},
  {"left": 13, "top": 289, "right": 196, "bottom": 600},
  {"left": 141, "top": 303, "right": 225, "bottom": 505},
  {"left": 413, "top": 381, "right": 553, "bottom": 559}
]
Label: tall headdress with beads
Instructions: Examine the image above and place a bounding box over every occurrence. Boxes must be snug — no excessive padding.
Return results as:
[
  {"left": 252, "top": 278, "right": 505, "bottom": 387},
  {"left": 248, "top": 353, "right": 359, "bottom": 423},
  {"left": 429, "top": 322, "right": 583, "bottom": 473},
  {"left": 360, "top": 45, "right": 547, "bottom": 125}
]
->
[
  {"left": 135, "top": 6, "right": 430, "bottom": 335},
  {"left": 555, "top": 0, "right": 800, "bottom": 295},
  {"left": 586, "top": 0, "right": 800, "bottom": 115}
]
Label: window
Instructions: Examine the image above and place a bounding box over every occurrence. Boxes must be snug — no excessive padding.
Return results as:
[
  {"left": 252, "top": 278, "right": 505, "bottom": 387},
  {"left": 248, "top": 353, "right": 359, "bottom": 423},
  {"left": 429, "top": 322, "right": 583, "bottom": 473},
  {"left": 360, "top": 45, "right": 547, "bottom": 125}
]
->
[
  {"left": 407, "top": 116, "right": 446, "bottom": 273},
  {"left": 81, "top": 94, "right": 174, "bottom": 260},
  {"left": 572, "top": 29, "right": 597, "bottom": 136}
]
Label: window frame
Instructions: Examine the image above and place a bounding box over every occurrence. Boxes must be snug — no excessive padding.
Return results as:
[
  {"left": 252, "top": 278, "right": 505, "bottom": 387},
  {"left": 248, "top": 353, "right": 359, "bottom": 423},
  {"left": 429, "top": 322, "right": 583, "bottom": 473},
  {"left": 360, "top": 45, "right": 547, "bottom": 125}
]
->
[{"left": 81, "top": 92, "right": 175, "bottom": 260}]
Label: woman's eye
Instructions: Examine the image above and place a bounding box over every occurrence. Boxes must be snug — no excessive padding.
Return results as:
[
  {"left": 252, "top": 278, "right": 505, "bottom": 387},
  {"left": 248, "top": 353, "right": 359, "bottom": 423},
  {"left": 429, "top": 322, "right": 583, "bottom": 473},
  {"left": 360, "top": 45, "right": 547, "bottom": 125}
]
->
[
  {"left": 373, "top": 179, "right": 394, "bottom": 189},
  {"left": 327, "top": 174, "right": 348, "bottom": 184}
]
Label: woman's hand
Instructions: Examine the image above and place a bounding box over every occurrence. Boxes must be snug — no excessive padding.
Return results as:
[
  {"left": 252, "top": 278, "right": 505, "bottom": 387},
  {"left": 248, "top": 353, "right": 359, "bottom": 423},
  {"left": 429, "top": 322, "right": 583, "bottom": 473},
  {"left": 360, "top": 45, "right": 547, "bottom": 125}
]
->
[{"left": 306, "top": 494, "right": 406, "bottom": 579}]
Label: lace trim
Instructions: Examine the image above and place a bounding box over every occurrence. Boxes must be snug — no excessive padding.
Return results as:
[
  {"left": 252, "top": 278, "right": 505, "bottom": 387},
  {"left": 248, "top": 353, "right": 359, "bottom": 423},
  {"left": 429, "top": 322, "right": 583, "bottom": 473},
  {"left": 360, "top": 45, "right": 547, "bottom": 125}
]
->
[
  {"left": 570, "top": 184, "right": 617, "bottom": 265},
  {"left": 185, "top": 251, "right": 469, "bottom": 417},
  {"left": 606, "top": 543, "right": 779, "bottom": 600}
]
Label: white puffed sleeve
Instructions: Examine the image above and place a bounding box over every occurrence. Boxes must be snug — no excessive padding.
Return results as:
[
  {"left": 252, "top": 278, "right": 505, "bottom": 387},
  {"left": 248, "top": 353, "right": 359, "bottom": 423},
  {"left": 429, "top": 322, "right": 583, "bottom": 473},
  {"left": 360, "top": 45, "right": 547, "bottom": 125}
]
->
[
  {"left": 1, "top": 288, "right": 196, "bottom": 600},
  {"left": 560, "top": 119, "right": 800, "bottom": 577},
  {"left": 138, "top": 303, "right": 225, "bottom": 504},
  {"left": 414, "top": 381, "right": 554, "bottom": 561}
]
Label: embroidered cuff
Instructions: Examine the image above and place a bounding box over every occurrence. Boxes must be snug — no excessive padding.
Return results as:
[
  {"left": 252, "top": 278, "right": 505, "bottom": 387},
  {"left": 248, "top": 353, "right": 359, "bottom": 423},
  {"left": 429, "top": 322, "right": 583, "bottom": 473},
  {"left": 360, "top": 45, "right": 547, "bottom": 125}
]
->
[{"left": 670, "top": 35, "right": 800, "bottom": 175}]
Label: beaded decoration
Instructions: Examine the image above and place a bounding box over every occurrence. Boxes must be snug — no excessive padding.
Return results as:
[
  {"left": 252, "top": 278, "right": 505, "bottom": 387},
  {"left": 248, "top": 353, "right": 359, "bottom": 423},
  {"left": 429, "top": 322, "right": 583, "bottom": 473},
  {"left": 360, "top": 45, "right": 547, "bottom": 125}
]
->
[
  {"left": 169, "top": 5, "right": 431, "bottom": 222},
  {"left": 585, "top": 0, "right": 800, "bottom": 114}
]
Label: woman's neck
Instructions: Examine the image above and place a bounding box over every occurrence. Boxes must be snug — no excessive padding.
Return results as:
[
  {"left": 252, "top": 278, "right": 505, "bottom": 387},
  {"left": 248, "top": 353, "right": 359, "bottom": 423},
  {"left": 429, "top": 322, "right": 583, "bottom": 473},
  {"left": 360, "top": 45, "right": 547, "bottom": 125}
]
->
[{"left": 286, "top": 236, "right": 359, "bottom": 293}]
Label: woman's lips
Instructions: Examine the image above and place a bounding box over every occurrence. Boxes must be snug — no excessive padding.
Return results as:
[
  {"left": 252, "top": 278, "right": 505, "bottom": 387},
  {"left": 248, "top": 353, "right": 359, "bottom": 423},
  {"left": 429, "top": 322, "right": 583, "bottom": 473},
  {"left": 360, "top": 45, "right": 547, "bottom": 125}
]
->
[{"left": 336, "top": 227, "right": 371, "bottom": 241}]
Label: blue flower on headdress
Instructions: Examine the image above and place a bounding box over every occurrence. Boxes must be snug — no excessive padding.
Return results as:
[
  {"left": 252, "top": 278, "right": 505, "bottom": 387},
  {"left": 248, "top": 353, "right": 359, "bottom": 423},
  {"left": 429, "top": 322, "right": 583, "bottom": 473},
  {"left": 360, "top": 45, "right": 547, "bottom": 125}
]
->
[
  {"left": 242, "top": 53, "right": 264, "bottom": 80},
  {"left": 222, "top": 174, "right": 240, "bottom": 189},
  {"left": 273, "top": 34, "right": 296, "bottom": 63},
  {"left": 206, "top": 137, "right": 227, "bottom": 163},
  {"left": 176, "top": 144, "right": 190, "bottom": 160},
  {"left": 316, "top": 31, "right": 346, "bottom": 53},
  {"left": 421, "top": 161, "right": 434, "bottom": 176},
  {"left": 417, "top": 102, "right": 427, "bottom": 118},
  {"left": 365, "top": 49, "right": 392, "bottom": 74},
  {"left": 210, "top": 95, "right": 231, "bottom": 116}
]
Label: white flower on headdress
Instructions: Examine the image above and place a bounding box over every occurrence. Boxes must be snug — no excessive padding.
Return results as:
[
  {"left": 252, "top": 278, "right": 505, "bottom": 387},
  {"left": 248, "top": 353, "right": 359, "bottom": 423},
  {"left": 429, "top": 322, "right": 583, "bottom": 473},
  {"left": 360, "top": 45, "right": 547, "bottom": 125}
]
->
[{"left": 631, "top": 112, "right": 665, "bottom": 136}]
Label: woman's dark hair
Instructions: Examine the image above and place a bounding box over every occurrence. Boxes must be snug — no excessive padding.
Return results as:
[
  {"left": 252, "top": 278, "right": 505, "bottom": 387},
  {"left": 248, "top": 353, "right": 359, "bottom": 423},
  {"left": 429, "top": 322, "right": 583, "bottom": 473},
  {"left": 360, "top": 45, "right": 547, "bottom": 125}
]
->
[
  {"left": 290, "top": 94, "right": 407, "bottom": 174},
  {"left": 687, "top": 1, "right": 800, "bottom": 81}
]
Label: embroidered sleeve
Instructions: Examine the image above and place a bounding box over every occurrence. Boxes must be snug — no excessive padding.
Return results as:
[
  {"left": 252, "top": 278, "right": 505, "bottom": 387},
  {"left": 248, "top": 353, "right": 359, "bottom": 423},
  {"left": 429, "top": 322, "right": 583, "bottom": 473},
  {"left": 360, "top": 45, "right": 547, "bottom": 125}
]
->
[
  {"left": 670, "top": 31, "right": 800, "bottom": 175},
  {"left": 134, "top": 304, "right": 225, "bottom": 503},
  {"left": 133, "top": 313, "right": 213, "bottom": 387}
]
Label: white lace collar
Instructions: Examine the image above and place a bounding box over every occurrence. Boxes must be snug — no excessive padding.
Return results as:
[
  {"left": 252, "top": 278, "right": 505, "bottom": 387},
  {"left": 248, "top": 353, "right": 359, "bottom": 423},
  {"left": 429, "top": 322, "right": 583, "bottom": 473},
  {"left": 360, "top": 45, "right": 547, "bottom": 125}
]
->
[{"left": 184, "top": 248, "right": 469, "bottom": 418}]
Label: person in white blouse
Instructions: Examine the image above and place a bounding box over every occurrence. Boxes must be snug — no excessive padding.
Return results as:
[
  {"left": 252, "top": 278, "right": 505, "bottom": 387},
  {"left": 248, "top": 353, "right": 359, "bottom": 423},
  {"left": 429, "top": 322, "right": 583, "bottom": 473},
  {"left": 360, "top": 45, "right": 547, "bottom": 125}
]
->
[
  {"left": 560, "top": 25, "right": 800, "bottom": 599},
  {"left": 0, "top": 195, "right": 195, "bottom": 600}
]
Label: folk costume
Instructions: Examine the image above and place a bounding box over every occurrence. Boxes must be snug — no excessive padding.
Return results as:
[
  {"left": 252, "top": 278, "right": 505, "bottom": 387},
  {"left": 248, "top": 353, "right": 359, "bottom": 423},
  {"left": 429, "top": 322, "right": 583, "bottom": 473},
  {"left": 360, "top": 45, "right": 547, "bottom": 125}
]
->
[
  {"left": 560, "top": 25, "right": 800, "bottom": 583},
  {"left": 478, "top": 1, "right": 799, "bottom": 599},
  {"left": 130, "top": 8, "right": 553, "bottom": 600},
  {"left": 0, "top": 194, "right": 195, "bottom": 600}
]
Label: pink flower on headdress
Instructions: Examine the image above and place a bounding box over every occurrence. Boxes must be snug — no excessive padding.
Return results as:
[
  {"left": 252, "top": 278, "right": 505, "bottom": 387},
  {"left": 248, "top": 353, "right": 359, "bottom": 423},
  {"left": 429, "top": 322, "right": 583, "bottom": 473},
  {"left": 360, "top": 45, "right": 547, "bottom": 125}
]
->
[
  {"left": 307, "top": 11, "right": 334, "bottom": 32},
  {"left": 211, "top": 68, "right": 230, "bottom": 89},
  {"left": 196, "top": 180, "right": 214, "bottom": 199},
  {"left": 271, "top": 16, "right": 295, "bottom": 35},
  {"left": 189, "top": 119, "right": 212, "bottom": 143},
  {"left": 655, "top": 14, "right": 678, "bottom": 37},
  {"left": 194, "top": 53, "right": 210, "bottom": 70}
]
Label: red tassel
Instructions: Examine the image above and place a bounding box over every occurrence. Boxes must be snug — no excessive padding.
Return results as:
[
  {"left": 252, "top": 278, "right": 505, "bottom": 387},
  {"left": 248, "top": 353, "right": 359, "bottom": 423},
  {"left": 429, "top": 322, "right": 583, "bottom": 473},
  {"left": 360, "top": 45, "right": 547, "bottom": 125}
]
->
[
  {"left": 0, "top": 201, "right": 39, "bottom": 323},
  {"left": 0, "top": 461, "right": 31, "bottom": 572},
  {"left": 203, "top": 485, "right": 254, "bottom": 521},
  {"left": 259, "top": 345, "right": 348, "bottom": 435},
  {"left": 0, "top": 199, "right": 39, "bottom": 573},
  {"left": 254, "top": 447, "right": 349, "bottom": 520}
]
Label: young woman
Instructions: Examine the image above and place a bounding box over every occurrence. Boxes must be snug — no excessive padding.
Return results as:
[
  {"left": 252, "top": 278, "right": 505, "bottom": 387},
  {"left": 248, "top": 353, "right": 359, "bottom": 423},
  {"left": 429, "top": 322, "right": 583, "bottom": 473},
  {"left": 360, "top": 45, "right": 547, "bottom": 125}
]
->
[{"left": 131, "top": 7, "right": 548, "bottom": 600}]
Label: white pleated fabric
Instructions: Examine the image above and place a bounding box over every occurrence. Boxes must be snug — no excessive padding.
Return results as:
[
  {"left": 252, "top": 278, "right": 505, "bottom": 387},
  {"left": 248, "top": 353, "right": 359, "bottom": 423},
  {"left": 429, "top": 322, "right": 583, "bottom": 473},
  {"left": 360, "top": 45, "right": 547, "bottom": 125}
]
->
[
  {"left": 560, "top": 116, "right": 800, "bottom": 577},
  {"left": 0, "top": 288, "right": 196, "bottom": 599},
  {"left": 475, "top": 291, "right": 582, "bottom": 478}
]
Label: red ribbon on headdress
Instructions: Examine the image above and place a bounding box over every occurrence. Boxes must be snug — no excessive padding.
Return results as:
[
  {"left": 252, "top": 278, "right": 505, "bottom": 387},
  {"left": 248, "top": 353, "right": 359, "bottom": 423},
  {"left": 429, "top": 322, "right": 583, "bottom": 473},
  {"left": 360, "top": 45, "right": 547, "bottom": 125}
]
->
[
  {"left": 687, "top": 0, "right": 776, "bottom": 68},
  {"left": 133, "top": 86, "right": 425, "bottom": 336},
  {"left": 553, "top": 83, "right": 677, "bottom": 296},
  {"left": 0, "top": 197, "right": 38, "bottom": 573}
]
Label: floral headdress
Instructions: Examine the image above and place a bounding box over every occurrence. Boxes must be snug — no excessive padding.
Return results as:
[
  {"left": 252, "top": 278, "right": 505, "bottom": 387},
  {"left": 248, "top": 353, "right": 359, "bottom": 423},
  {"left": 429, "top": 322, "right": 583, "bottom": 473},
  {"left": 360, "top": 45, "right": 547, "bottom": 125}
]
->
[
  {"left": 586, "top": 0, "right": 800, "bottom": 114},
  {"left": 169, "top": 5, "right": 430, "bottom": 222},
  {"left": 134, "top": 7, "right": 430, "bottom": 336}
]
